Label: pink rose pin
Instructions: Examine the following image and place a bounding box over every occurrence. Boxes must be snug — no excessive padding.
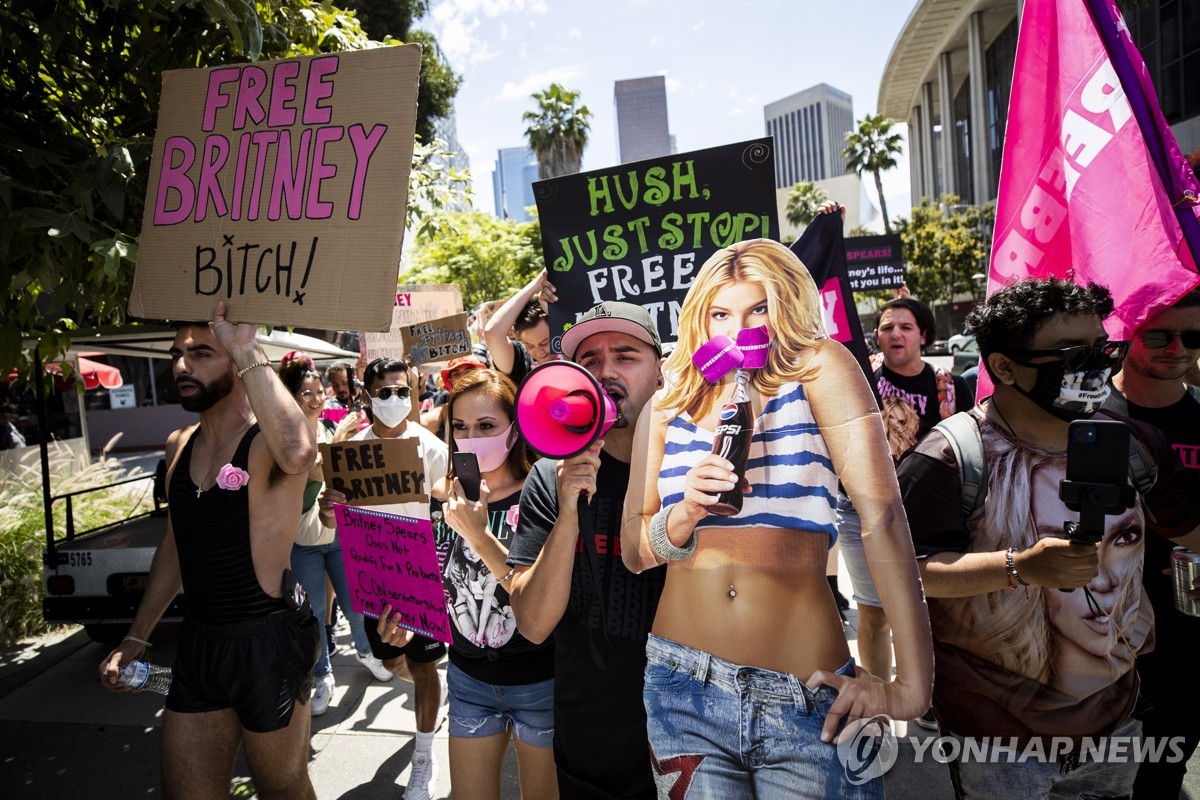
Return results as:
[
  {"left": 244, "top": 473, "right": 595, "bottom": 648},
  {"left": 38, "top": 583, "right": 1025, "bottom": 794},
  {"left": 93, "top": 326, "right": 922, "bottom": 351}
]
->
[
  {"left": 215, "top": 464, "right": 250, "bottom": 491},
  {"left": 505, "top": 504, "right": 520, "bottom": 531}
]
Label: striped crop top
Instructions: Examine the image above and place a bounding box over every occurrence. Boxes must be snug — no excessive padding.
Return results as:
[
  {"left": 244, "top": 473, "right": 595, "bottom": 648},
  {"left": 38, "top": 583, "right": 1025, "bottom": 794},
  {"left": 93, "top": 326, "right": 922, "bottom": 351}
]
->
[{"left": 657, "top": 381, "right": 838, "bottom": 542}]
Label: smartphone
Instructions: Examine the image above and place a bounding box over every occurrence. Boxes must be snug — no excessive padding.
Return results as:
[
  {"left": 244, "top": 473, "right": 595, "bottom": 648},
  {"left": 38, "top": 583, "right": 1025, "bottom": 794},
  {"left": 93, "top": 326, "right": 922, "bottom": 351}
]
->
[
  {"left": 1060, "top": 419, "right": 1135, "bottom": 543},
  {"left": 453, "top": 451, "right": 482, "bottom": 502}
]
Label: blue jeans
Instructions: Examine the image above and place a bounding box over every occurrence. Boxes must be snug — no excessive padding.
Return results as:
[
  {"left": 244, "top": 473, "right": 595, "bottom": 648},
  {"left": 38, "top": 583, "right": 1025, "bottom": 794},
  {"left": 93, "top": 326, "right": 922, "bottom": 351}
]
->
[
  {"left": 644, "top": 635, "right": 881, "bottom": 799},
  {"left": 446, "top": 662, "right": 554, "bottom": 747},
  {"left": 836, "top": 494, "right": 880, "bottom": 608},
  {"left": 290, "top": 533, "right": 371, "bottom": 677}
]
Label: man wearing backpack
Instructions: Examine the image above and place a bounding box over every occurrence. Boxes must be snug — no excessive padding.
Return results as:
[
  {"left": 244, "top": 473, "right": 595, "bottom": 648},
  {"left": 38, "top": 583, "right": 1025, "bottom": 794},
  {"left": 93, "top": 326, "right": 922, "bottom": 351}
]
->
[
  {"left": 896, "top": 278, "right": 1200, "bottom": 798},
  {"left": 838, "top": 298, "right": 971, "bottom": 703},
  {"left": 1103, "top": 286, "right": 1200, "bottom": 800}
]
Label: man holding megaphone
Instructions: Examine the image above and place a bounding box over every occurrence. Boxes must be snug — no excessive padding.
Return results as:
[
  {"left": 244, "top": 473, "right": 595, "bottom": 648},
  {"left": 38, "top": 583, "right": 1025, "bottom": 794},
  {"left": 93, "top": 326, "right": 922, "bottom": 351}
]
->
[{"left": 506, "top": 302, "right": 669, "bottom": 800}]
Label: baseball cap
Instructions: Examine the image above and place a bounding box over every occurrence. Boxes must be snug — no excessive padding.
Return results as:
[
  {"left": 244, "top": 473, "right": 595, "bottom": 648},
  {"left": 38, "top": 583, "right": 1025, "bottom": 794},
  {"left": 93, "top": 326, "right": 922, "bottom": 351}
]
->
[
  {"left": 560, "top": 301, "right": 663, "bottom": 360},
  {"left": 440, "top": 356, "right": 485, "bottom": 391}
]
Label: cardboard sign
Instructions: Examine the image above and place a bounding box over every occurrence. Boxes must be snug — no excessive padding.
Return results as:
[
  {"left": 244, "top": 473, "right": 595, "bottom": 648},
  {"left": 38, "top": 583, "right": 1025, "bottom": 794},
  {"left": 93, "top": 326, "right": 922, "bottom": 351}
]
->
[
  {"left": 400, "top": 312, "right": 471, "bottom": 366},
  {"left": 129, "top": 45, "right": 422, "bottom": 331},
  {"left": 334, "top": 505, "right": 451, "bottom": 642},
  {"left": 319, "top": 438, "right": 426, "bottom": 506},
  {"left": 534, "top": 138, "right": 778, "bottom": 350},
  {"left": 361, "top": 284, "right": 464, "bottom": 362},
  {"left": 844, "top": 234, "right": 905, "bottom": 292}
]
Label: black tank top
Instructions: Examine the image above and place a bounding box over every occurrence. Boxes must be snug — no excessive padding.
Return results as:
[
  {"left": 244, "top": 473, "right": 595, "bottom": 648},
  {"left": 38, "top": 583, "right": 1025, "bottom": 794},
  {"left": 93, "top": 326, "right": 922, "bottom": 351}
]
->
[{"left": 169, "top": 423, "right": 286, "bottom": 624}]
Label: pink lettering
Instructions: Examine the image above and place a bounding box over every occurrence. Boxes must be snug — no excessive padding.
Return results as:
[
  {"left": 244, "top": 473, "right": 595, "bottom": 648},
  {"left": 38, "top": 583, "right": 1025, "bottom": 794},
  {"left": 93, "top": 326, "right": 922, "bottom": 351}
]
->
[
  {"left": 994, "top": 229, "right": 1046, "bottom": 274},
  {"left": 305, "top": 126, "right": 343, "bottom": 219},
  {"left": 195, "top": 135, "right": 231, "bottom": 222},
  {"left": 202, "top": 68, "right": 240, "bottom": 132},
  {"left": 268, "top": 128, "right": 312, "bottom": 221},
  {"left": 246, "top": 130, "right": 279, "bottom": 222},
  {"left": 267, "top": 60, "right": 301, "bottom": 127},
  {"left": 153, "top": 137, "right": 197, "bottom": 225},
  {"left": 303, "top": 56, "right": 339, "bottom": 125},
  {"left": 347, "top": 124, "right": 388, "bottom": 220},
  {"left": 232, "top": 66, "right": 268, "bottom": 130}
]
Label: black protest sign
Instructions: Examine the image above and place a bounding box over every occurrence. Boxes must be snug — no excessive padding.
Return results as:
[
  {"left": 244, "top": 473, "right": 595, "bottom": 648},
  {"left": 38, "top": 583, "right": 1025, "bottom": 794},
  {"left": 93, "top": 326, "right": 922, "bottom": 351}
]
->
[
  {"left": 400, "top": 312, "right": 472, "bottom": 366},
  {"left": 844, "top": 234, "right": 905, "bottom": 292},
  {"left": 319, "top": 438, "right": 425, "bottom": 506},
  {"left": 534, "top": 138, "right": 778, "bottom": 350}
]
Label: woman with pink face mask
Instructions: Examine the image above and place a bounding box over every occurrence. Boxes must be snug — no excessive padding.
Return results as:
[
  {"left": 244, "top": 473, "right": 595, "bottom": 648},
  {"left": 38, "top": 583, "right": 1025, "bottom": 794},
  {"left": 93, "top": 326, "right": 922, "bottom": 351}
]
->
[{"left": 381, "top": 368, "right": 557, "bottom": 799}]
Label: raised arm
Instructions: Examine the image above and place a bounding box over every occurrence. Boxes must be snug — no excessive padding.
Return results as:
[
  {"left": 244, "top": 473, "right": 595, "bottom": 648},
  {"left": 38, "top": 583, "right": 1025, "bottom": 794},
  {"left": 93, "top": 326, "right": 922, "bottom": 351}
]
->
[
  {"left": 621, "top": 399, "right": 667, "bottom": 573},
  {"left": 212, "top": 302, "right": 316, "bottom": 475},
  {"left": 483, "top": 270, "right": 556, "bottom": 375},
  {"left": 806, "top": 339, "right": 932, "bottom": 723}
]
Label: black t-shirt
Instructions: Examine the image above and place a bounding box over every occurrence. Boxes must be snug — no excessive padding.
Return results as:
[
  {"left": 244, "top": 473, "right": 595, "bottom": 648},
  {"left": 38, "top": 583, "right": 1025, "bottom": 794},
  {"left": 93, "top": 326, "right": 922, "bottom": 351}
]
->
[
  {"left": 503, "top": 340, "right": 534, "bottom": 387},
  {"left": 876, "top": 363, "right": 973, "bottom": 459},
  {"left": 1102, "top": 389, "right": 1200, "bottom": 709},
  {"left": 431, "top": 494, "right": 554, "bottom": 686},
  {"left": 507, "top": 451, "right": 666, "bottom": 800}
]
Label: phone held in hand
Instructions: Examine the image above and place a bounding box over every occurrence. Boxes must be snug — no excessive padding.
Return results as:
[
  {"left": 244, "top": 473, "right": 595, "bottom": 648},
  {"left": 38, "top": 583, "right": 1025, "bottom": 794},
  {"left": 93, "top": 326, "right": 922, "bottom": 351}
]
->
[
  {"left": 1059, "top": 419, "right": 1136, "bottom": 544},
  {"left": 453, "top": 451, "right": 482, "bottom": 502}
]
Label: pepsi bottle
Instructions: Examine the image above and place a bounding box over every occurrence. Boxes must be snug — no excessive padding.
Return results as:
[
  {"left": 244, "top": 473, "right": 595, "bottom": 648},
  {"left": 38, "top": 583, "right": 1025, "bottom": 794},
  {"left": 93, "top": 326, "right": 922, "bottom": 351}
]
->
[{"left": 709, "top": 370, "right": 753, "bottom": 516}]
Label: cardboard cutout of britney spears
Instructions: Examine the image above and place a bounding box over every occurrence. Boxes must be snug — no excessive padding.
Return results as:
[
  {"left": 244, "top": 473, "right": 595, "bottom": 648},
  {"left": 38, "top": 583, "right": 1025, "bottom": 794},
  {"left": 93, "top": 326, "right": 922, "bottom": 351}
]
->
[{"left": 622, "top": 238, "right": 932, "bottom": 796}]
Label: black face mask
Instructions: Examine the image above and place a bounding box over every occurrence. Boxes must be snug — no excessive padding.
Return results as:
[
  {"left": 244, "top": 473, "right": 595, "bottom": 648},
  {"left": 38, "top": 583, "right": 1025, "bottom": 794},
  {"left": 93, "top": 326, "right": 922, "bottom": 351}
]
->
[{"left": 1005, "top": 351, "right": 1115, "bottom": 422}]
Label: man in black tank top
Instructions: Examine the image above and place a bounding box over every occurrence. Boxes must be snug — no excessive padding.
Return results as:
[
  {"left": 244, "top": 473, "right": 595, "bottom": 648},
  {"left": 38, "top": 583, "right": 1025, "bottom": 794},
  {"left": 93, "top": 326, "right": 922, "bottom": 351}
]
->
[{"left": 100, "top": 303, "right": 321, "bottom": 799}]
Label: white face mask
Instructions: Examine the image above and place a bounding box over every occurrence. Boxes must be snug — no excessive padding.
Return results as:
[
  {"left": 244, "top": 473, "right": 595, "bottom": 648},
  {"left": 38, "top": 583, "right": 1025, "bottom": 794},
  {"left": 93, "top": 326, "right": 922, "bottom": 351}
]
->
[{"left": 371, "top": 395, "right": 411, "bottom": 427}]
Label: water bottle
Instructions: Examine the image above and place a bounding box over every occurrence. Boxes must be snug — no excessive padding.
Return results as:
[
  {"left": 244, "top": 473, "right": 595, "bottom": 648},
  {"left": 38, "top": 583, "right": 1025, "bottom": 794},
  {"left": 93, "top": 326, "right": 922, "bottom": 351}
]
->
[
  {"left": 118, "top": 660, "right": 173, "bottom": 695},
  {"left": 709, "top": 370, "right": 754, "bottom": 517}
]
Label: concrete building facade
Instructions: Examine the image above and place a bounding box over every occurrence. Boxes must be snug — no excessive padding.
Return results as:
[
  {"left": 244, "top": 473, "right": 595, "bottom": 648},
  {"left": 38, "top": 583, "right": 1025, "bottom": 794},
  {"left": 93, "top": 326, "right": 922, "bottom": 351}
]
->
[
  {"left": 764, "top": 84, "right": 856, "bottom": 189},
  {"left": 614, "top": 76, "right": 672, "bottom": 164},
  {"left": 879, "top": 0, "right": 1200, "bottom": 209}
]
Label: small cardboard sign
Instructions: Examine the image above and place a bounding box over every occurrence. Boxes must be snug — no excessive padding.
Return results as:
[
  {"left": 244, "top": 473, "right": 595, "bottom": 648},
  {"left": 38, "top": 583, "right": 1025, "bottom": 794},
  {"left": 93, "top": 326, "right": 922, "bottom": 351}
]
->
[
  {"left": 334, "top": 505, "right": 451, "bottom": 642},
  {"left": 319, "top": 438, "right": 426, "bottom": 506},
  {"left": 129, "top": 45, "right": 422, "bottom": 331},
  {"left": 362, "top": 284, "right": 464, "bottom": 362},
  {"left": 844, "top": 234, "right": 905, "bottom": 292},
  {"left": 400, "top": 312, "right": 472, "bottom": 366},
  {"left": 534, "top": 138, "right": 778, "bottom": 350}
]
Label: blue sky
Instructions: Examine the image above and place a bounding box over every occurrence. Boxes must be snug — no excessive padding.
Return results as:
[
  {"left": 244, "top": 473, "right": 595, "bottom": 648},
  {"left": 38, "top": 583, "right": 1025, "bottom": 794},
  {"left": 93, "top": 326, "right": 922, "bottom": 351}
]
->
[{"left": 424, "top": 0, "right": 917, "bottom": 219}]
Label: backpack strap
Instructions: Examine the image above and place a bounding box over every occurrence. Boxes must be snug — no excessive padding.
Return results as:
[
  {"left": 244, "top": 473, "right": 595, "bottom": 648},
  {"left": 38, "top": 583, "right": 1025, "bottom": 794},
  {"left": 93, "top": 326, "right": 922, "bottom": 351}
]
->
[
  {"left": 934, "top": 412, "right": 986, "bottom": 518},
  {"left": 1188, "top": 384, "right": 1200, "bottom": 403}
]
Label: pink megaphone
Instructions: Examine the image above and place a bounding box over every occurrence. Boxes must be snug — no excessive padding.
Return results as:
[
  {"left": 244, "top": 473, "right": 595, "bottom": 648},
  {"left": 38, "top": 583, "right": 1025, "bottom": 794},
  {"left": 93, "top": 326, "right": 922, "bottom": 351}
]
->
[{"left": 515, "top": 361, "right": 619, "bottom": 459}]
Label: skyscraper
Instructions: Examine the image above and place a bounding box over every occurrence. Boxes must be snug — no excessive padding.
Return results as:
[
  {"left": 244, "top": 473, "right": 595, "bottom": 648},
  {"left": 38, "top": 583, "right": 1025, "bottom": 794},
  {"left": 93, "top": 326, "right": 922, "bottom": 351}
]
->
[
  {"left": 614, "top": 76, "right": 672, "bottom": 164},
  {"left": 764, "top": 84, "right": 855, "bottom": 189},
  {"left": 492, "top": 147, "right": 539, "bottom": 223}
]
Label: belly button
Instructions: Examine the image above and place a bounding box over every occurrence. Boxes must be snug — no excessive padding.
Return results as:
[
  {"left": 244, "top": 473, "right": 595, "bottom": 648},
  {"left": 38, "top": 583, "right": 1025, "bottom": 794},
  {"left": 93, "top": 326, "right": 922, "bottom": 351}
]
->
[{"left": 728, "top": 583, "right": 737, "bottom": 599}]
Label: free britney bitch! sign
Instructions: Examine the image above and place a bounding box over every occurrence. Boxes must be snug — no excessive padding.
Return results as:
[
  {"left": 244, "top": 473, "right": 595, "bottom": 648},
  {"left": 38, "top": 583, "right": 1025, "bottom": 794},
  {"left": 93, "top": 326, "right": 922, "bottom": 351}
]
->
[{"left": 129, "top": 45, "right": 421, "bottom": 331}]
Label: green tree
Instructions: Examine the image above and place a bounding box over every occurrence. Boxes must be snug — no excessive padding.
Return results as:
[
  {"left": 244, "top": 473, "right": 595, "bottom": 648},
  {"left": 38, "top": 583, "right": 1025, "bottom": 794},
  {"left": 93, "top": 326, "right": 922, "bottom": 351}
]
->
[
  {"left": 402, "top": 211, "right": 544, "bottom": 311},
  {"left": 0, "top": 0, "right": 444, "bottom": 374},
  {"left": 523, "top": 83, "right": 592, "bottom": 180},
  {"left": 893, "top": 195, "right": 993, "bottom": 323},
  {"left": 340, "top": 2, "right": 460, "bottom": 145},
  {"left": 785, "top": 181, "right": 830, "bottom": 228},
  {"left": 843, "top": 113, "right": 903, "bottom": 234}
]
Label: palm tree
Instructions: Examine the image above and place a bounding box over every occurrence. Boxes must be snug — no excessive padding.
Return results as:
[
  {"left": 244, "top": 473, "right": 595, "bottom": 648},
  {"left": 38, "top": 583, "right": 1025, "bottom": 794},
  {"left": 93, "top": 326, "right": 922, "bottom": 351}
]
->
[
  {"left": 785, "top": 181, "right": 830, "bottom": 228},
  {"left": 843, "top": 113, "right": 903, "bottom": 234},
  {"left": 523, "top": 83, "right": 592, "bottom": 180}
]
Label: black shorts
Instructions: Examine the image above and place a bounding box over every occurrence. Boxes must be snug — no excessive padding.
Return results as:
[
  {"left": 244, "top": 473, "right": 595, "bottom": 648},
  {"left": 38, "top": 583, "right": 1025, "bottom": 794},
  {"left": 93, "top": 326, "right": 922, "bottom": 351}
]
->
[
  {"left": 167, "top": 605, "right": 321, "bottom": 733},
  {"left": 364, "top": 616, "right": 446, "bottom": 664}
]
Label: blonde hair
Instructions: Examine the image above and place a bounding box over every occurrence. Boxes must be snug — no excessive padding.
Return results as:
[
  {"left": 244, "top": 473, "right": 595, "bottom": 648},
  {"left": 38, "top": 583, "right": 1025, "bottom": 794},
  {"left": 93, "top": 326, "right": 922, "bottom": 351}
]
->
[
  {"left": 660, "top": 239, "right": 827, "bottom": 419},
  {"left": 959, "top": 423, "right": 1144, "bottom": 684}
]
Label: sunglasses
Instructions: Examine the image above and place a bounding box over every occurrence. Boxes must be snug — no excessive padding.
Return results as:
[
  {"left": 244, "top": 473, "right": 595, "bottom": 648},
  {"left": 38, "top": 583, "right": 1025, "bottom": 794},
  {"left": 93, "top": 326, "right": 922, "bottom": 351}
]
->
[
  {"left": 1006, "top": 341, "right": 1129, "bottom": 371},
  {"left": 373, "top": 385, "right": 411, "bottom": 401},
  {"left": 1140, "top": 330, "right": 1200, "bottom": 349}
]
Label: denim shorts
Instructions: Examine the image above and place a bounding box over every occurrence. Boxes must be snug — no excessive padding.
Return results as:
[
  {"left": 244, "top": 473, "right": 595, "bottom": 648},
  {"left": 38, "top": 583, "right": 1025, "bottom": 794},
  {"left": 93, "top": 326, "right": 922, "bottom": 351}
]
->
[
  {"left": 446, "top": 662, "right": 554, "bottom": 748},
  {"left": 644, "top": 635, "right": 881, "bottom": 799}
]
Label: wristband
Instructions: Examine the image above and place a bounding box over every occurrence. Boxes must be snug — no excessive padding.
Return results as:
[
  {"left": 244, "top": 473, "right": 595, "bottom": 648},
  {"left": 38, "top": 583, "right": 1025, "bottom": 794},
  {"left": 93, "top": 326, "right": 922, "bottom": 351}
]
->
[
  {"left": 649, "top": 504, "right": 696, "bottom": 562},
  {"left": 497, "top": 567, "right": 517, "bottom": 585},
  {"left": 237, "top": 361, "right": 272, "bottom": 379},
  {"left": 1005, "top": 547, "right": 1029, "bottom": 589},
  {"left": 123, "top": 635, "right": 152, "bottom": 648}
]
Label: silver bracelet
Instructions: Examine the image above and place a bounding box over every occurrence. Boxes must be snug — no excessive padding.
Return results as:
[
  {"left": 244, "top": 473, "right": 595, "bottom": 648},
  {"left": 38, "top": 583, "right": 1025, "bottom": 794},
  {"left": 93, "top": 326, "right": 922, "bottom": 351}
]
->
[
  {"left": 237, "top": 361, "right": 271, "bottom": 379},
  {"left": 649, "top": 504, "right": 696, "bottom": 562},
  {"left": 122, "top": 635, "right": 152, "bottom": 648}
]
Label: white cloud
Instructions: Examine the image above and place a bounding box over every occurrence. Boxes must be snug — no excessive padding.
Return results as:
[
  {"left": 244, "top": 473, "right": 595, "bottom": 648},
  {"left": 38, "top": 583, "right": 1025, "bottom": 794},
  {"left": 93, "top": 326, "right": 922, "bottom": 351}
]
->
[
  {"left": 665, "top": 76, "right": 682, "bottom": 92},
  {"left": 428, "top": 0, "right": 550, "bottom": 68},
  {"left": 729, "top": 108, "right": 744, "bottom": 117},
  {"left": 692, "top": 19, "right": 705, "bottom": 31},
  {"left": 498, "top": 65, "right": 583, "bottom": 100},
  {"left": 568, "top": 27, "right": 582, "bottom": 40}
]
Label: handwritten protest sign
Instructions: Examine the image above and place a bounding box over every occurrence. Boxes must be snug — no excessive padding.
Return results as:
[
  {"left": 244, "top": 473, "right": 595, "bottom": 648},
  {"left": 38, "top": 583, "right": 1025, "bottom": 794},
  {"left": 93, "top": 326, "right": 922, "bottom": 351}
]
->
[
  {"left": 844, "top": 235, "right": 905, "bottom": 292},
  {"left": 400, "top": 312, "right": 472, "bottom": 366},
  {"left": 319, "top": 438, "right": 426, "bottom": 506},
  {"left": 362, "top": 284, "right": 464, "bottom": 362},
  {"left": 334, "top": 505, "right": 451, "bottom": 642},
  {"left": 534, "top": 138, "right": 777, "bottom": 350},
  {"left": 129, "top": 45, "right": 421, "bottom": 331}
]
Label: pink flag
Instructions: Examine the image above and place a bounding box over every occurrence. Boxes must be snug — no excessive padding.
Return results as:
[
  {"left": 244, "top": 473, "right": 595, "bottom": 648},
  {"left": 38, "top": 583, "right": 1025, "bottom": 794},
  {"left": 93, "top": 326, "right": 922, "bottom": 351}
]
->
[{"left": 988, "top": 0, "right": 1200, "bottom": 348}]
